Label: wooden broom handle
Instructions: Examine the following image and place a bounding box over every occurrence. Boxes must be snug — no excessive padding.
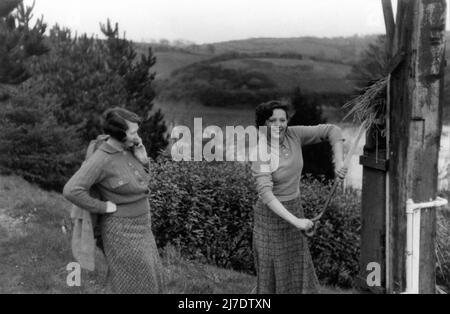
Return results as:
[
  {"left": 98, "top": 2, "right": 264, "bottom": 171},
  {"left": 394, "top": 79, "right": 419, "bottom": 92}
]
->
[{"left": 304, "top": 122, "right": 367, "bottom": 237}]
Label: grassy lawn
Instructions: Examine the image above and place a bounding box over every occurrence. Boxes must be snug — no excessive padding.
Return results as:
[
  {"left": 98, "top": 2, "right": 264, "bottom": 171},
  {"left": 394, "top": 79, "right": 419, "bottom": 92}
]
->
[{"left": 0, "top": 174, "right": 356, "bottom": 294}]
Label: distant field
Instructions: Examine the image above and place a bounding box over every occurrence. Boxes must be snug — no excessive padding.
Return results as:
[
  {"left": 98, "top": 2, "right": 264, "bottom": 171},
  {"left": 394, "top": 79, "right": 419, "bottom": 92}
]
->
[
  {"left": 143, "top": 35, "right": 449, "bottom": 126},
  {"left": 215, "top": 58, "right": 353, "bottom": 93},
  {"left": 210, "top": 36, "right": 377, "bottom": 64},
  {"left": 141, "top": 36, "right": 370, "bottom": 97},
  {"left": 153, "top": 51, "right": 210, "bottom": 80},
  {"left": 140, "top": 33, "right": 450, "bottom": 84},
  {"left": 156, "top": 55, "right": 355, "bottom": 98}
]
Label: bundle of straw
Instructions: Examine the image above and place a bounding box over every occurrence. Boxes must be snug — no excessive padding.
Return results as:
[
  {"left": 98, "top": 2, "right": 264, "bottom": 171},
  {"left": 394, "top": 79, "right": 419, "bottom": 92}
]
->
[{"left": 342, "top": 77, "right": 388, "bottom": 131}]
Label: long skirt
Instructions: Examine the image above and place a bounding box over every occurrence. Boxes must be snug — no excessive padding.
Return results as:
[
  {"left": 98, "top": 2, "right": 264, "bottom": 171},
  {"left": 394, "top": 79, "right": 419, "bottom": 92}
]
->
[
  {"left": 100, "top": 213, "right": 165, "bottom": 294},
  {"left": 253, "top": 197, "right": 320, "bottom": 294}
]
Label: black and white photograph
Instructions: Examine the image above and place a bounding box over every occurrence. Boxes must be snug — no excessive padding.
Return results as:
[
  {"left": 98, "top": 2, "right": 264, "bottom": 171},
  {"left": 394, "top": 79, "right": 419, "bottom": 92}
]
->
[{"left": 0, "top": 0, "right": 449, "bottom": 297}]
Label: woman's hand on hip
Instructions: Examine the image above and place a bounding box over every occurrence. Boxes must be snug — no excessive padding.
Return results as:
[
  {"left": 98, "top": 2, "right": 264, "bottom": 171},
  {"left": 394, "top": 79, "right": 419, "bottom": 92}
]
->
[
  {"left": 105, "top": 201, "right": 117, "bottom": 213},
  {"left": 294, "top": 218, "right": 314, "bottom": 231}
]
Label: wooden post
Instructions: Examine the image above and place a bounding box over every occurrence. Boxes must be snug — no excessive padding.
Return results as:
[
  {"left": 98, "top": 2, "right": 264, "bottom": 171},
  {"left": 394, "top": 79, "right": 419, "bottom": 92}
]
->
[
  {"left": 382, "top": 0, "right": 396, "bottom": 55},
  {"left": 358, "top": 125, "right": 388, "bottom": 293},
  {"left": 382, "top": 0, "right": 395, "bottom": 294},
  {"left": 388, "top": 0, "right": 446, "bottom": 294},
  {"left": 357, "top": 0, "right": 395, "bottom": 295}
]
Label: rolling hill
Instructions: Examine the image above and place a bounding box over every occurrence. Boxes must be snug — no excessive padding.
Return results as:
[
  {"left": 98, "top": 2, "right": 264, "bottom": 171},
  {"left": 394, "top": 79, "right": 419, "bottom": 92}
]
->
[
  {"left": 136, "top": 34, "right": 450, "bottom": 127},
  {"left": 137, "top": 34, "right": 380, "bottom": 81},
  {"left": 214, "top": 57, "right": 353, "bottom": 93},
  {"left": 209, "top": 36, "right": 378, "bottom": 64}
]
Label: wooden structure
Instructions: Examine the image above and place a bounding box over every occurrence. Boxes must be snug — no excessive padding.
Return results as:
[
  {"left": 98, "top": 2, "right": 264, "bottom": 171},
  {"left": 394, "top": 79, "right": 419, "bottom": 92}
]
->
[
  {"left": 359, "top": 121, "right": 388, "bottom": 293},
  {"left": 359, "top": 0, "right": 447, "bottom": 294}
]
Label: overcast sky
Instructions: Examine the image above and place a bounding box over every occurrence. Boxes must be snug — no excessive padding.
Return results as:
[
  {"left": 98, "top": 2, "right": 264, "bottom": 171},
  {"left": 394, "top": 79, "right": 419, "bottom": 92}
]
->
[{"left": 23, "top": 0, "right": 440, "bottom": 44}]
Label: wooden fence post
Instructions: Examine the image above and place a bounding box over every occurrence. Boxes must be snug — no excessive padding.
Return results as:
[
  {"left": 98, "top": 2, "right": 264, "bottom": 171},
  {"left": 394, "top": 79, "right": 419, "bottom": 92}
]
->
[
  {"left": 357, "top": 0, "right": 397, "bottom": 294},
  {"left": 388, "top": 0, "right": 446, "bottom": 294}
]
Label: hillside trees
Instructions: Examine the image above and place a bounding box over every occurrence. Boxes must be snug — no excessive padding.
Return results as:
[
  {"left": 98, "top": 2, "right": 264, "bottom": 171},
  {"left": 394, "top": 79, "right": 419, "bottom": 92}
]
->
[
  {"left": 100, "top": 20, "right": 168, "bottom": 158},
  {"left": 0, "top": 0, "right": 21, "bottom": 16},
  {"left": 0, "top": 2, "right": 78, "bottom": 190},
  {"left": 348, "top": 35, "right": 388, "bottom": 88},
  {"left": 165, "top": 63, "right": 280, "bottom": 107},
  {"left": 0, "top": 1, "right": 47, "bottom": 89},
  {"left": 30, "top": 20, "right": 168, "bottom": 155}
]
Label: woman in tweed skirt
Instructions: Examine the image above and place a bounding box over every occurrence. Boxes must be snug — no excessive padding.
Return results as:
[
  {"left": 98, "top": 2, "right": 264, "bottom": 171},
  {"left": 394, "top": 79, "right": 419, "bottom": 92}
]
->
[
  {"left": 64, "top": 107, "right": 165, "bottom": 293},
  {"left": 251, "top": 101, "right": 347, "bottom": 294}
]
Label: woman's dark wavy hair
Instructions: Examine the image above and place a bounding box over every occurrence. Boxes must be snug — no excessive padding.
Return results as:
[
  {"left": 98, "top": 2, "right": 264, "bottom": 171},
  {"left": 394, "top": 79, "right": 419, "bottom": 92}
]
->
[
  {"left": 102, "top": 107, "right": 142, "bottom": 142},
  {"left": 255, "top": 100, "right": 291, "bottom": 127}
]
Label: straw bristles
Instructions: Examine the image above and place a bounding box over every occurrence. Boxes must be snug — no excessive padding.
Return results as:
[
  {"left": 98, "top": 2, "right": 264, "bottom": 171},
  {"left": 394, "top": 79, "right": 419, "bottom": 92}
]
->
[{"left": 342, "top": 77, "right": 388, "bottom": 130}]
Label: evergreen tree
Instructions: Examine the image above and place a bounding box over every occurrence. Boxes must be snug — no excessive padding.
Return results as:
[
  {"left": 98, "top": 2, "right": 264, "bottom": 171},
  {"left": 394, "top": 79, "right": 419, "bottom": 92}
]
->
[
  {"left": 100, "top": 19, "right": 168, "bottom": 158},
  {"left": 0, "top": 1, "right": 47, "bottom": 86},
  {"left": 0, "top": 4, "right": 79, "bottom": 190},
  {"left": 27, "top": 20, "right": 168, "bottom": 156},
  {"left": 1, "top": 13, "right": 168, "bottom": 190},
  {"left": 29, "top": 25, "right": 126, "bottom": 141},
  {"left": 289, "top": 87, "right": 334, "bottom": 180},
  {"left": 0, "top": 95, "right": 81, "bottom": 190}
]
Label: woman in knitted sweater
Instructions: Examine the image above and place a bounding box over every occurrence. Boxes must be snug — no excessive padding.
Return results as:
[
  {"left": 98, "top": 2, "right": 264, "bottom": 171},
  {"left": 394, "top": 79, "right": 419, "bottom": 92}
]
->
[
  {"left": 251, "top": 100, "right": 347, "bottom": 294},
  {"left": 63, "top": 107, "right": 164, "bottom": 293}
]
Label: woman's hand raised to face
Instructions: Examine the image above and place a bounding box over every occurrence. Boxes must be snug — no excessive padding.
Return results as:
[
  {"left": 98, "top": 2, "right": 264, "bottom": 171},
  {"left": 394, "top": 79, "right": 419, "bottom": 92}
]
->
[{"left": 133, "top": 137, "right": 149, "bottom": 165}]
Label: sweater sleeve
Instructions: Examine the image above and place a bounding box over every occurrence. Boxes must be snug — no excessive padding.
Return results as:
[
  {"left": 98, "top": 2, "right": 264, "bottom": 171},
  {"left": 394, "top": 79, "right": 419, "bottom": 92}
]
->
[
  {"left": 251, "top": 160, "right": 276, "bottom": 205},
  {"left": 291, "top": 124, "right": 345, "bottom": 146},
  {"left": 63, "top": 152, "right": 109, "bottom": 214}
]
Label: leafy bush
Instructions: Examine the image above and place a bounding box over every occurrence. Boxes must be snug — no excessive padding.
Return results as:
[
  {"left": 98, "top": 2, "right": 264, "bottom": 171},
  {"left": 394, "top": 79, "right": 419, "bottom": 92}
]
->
[
  {"left": 149, "top": 157, "right": 361, "bottom": 287},
  {"left": 0, "top": 96, "right": 82, "bottom": 190},
  {"left": 301, "top": 174, "right": 361, "bottom": 287},
  {"left": 149, "top": 157, "right": 257, "bottom": 272}
]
